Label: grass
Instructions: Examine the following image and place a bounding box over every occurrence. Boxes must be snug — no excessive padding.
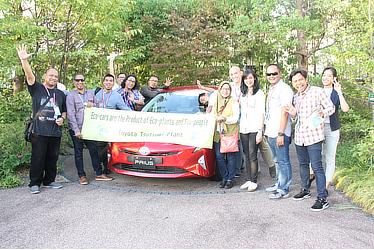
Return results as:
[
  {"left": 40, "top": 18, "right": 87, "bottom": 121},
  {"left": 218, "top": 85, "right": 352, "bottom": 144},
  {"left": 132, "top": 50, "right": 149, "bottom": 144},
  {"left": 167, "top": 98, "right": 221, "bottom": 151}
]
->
[{"left": 335, "top": 141, "right": 374, "bottom": 215}]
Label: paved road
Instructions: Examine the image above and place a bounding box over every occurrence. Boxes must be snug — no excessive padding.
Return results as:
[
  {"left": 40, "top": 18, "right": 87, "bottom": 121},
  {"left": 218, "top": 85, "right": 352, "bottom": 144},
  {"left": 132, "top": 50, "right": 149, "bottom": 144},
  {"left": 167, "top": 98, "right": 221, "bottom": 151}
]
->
[{"left": 1, "top": 144, "right": 373, "bottom": 248}]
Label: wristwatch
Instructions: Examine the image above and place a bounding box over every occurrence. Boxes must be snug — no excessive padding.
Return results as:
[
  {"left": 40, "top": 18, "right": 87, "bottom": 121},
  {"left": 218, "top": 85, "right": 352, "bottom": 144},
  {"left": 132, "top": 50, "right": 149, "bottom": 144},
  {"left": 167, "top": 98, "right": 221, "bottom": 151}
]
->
[{"left": 278, "top": 132, "right": 284, "bottom": 136}]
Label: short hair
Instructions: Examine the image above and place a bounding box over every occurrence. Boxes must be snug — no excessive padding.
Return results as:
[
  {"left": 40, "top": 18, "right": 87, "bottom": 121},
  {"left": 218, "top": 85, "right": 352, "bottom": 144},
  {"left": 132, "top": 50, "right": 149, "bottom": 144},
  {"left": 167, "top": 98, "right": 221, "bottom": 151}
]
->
[
  {"left": 148, "top": 75, "right": 159, "bottom": 81},
  {"left": 241, "top": 67, "right": 260, "bottom": 96},
  {"left": 289, "top": 68, "right": 308, "bottom": 82},
  {"left": 103, "top": 73, "right": 115, "bottom": 81},
  {"left": 73, "top": 73, "right": 84, "bottom": 79},
  {"left": 267, "top": 64, "right": 281, "bottom": 72},
  {"left": 198, "top": 93, "right": 207, "bottom": 106},
  {"left": 121, "top": 74, "right": 139, "bottom": 90},
  {"left": 322, "top": 67, "right": 338, "bottom": 81}
]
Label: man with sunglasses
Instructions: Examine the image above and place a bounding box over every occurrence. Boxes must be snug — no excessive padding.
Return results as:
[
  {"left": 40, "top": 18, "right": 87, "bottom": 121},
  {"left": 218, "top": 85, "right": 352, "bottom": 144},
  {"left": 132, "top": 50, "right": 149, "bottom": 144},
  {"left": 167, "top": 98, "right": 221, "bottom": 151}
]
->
[
  {"left": 66, "top": 74, "right": 109, "bottom": 184},
  {"left": 264, "top": 64, "right": 294, "bottom": 199}
]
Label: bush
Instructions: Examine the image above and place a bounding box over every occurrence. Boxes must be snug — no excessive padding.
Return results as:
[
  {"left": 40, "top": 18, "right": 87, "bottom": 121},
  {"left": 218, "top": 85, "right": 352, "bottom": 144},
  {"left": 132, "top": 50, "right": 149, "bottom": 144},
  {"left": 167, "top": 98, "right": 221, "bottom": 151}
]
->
[
  {"left": 0, "top": 89, "right": 32, "bottom": 124},
  {"left": 0, "top": 90, "right": 72, "bottom": 188},
  {"left": 0, "top": 121, "right": 30, "bottom": 188},
  {"left": 335, "top": 122, "right": 374, "bottom": 214}
]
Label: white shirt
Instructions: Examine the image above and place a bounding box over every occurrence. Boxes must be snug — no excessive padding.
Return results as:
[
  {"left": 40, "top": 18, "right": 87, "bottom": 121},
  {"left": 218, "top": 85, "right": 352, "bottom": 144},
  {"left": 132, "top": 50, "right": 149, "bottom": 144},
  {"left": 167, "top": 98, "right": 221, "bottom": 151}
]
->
[
  {"left": 265, "top": 80, "right": 294, "bottom": 138},
  {"left": 239, "top": 89, "right": 265, "bottom": 134}
]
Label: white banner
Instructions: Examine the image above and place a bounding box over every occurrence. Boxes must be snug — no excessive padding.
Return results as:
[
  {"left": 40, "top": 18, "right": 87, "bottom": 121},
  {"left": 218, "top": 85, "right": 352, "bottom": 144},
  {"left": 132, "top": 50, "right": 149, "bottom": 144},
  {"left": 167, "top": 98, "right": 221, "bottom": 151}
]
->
[{"left": 81, "top": 107, "right": 216, "bottom": 148}]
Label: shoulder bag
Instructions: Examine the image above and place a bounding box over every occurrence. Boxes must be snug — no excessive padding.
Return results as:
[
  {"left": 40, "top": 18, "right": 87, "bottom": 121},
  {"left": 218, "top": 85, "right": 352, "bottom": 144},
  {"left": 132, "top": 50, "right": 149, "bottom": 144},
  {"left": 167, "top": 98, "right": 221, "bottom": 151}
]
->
[{"left": 24, "top": 96, "right": 52, "bottom": 142}]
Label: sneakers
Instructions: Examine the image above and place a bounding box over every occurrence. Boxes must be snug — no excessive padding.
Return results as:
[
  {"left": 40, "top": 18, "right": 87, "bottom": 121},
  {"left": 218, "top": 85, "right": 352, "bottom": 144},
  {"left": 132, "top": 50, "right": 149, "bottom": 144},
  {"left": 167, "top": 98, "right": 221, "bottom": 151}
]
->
[
  {"left": 269, "top": 191, "right": 289, "bottom": 199},
  {"left": 240, "top": 181, "right": 252, "bottom": 190},
  {"left": 219, "top": 180, "right": 227, "bottom": 188},
  {"left": 225, "top": 180, "right": 234, "bottom": 189},
  {"left": 30, "top": 185, "right": 40, "bottom": 194},
  {"left": 95, "top": 174, "right": 113, "bottom": 181},
  {"left": 311, "top": 198, "right": 330, "bottom": 211},
  {"left": 265, "top": 184, "right": 278, "bottom": 192},
  {"left": 293, "top": 189, "right": 311, "bottom": 201},
  {"left": 79, "top": 176, "right": 89, "bottom": 185},
  {"left": 43, "top": 182, "right": 63, "bottom": 189},
  {"left": 247, "top": 182, "right": 257, "bottom": 192}
]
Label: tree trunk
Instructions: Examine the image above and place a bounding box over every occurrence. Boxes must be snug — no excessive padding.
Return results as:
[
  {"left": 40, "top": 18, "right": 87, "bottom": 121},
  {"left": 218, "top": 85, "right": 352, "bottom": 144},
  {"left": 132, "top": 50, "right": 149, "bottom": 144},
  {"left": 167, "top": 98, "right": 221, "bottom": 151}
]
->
[
  {"left": 12, "top": 76, "right": 24, "bottom": 95},
  {"left": 60, "top": 5, "right": 72, "bottom": 85},
  {"left": 296, "top": 0, "right": 308, "bottom": 69}
]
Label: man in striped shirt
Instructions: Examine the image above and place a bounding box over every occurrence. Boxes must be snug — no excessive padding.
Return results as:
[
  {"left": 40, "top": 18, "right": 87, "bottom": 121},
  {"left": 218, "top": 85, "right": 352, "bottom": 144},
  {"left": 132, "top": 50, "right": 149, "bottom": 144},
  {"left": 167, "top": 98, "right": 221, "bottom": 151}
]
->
[{"left": 286, "top": 69, "right": 334, "bottom": 211}]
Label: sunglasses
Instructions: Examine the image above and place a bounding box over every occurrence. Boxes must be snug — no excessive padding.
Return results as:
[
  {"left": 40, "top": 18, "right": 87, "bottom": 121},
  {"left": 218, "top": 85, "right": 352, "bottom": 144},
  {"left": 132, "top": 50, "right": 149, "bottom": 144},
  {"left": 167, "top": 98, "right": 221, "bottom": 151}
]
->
[
  {"left": 74, "top": 79, "right": 85, "bottom": 82},
  {"left": 266, "top": 72, "right": 279, "bottom": 76}
]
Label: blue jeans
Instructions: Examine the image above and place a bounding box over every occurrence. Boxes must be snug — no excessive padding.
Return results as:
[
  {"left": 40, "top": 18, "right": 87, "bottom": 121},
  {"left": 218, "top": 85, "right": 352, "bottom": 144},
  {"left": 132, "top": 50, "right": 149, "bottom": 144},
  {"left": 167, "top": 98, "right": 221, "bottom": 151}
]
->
[
  {"left": 295, "top": 142, "right": 327, "bottom": 199},
  {"left": 268, "top": 136, "right": 292, "bottom": 195},
  {"left": 214, "top": 142, "right": 237, "bottom": 182},
  {"left": 69, "top": 129, "right": 102, "bottom": 177}
]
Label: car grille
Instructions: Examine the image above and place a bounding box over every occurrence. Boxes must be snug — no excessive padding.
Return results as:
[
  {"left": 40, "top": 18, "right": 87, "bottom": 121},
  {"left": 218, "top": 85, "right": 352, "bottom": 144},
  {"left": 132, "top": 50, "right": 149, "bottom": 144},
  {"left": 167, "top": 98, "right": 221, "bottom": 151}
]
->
[
  {"left": 119, "top": 149, "right": 179, "bottom": 156},
  {"left": 113, "top": 164, "right": 187, "bottom": 174}
]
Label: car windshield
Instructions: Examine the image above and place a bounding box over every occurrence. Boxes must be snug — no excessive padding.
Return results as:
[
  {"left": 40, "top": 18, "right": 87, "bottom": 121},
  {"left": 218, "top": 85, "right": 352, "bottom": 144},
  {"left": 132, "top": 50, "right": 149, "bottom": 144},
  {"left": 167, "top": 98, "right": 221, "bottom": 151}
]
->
[{"left": 142, "top": 90, "right": 204, "bottom": 114}]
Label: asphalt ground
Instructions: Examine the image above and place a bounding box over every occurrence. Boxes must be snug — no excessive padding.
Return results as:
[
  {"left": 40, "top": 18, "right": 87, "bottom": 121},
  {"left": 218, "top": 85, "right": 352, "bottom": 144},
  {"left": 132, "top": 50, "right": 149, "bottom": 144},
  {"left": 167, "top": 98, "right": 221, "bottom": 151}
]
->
[{"left": 0, "top": 143, "right": 373, "bottom": 248}]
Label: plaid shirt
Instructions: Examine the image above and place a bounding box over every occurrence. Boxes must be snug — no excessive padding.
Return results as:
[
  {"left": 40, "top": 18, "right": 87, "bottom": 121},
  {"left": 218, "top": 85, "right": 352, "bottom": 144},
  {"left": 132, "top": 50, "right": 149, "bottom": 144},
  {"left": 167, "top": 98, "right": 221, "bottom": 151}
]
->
[{"left": 293, "top": 85, "right": 335, "bottom": 146}]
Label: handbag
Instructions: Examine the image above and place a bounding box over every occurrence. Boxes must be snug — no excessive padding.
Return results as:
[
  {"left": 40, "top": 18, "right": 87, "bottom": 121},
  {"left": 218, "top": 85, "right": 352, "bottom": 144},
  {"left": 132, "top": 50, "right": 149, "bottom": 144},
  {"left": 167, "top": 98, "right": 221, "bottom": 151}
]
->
[
  {"left": 216, "top": 95, "right": 238, "bottom": 153},
  {"left": 220, "top": 129, "right": 239, "bottom": 153},
  {"left": 24, "top": 117, "right": 34, "bottom": 142},
  {"left": 24, "top": 96, "right": 52, "bottom": 142}
]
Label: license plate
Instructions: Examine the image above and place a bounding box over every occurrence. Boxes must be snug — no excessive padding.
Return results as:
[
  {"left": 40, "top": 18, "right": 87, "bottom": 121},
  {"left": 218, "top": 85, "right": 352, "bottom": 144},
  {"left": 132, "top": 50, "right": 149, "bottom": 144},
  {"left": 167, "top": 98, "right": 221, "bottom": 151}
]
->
[{"left": 133, "top": 156, "right": 155, "bottom": 169}]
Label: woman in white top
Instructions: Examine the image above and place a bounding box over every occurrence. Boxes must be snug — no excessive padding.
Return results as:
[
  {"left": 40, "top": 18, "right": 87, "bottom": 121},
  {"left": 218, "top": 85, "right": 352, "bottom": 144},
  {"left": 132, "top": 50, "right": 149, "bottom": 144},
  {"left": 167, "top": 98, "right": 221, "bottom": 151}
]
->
[
  {"left": 238, "top": 68, "right": 265, "bottom": 192},
  {"left": 321, "top": 67, "right": 349, "bottom": 189}
]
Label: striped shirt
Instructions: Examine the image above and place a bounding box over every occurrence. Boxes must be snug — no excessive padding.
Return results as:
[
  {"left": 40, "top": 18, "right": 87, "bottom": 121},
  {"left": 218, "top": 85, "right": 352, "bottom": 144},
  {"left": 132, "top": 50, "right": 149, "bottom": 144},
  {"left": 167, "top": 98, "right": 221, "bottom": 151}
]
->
[{"left": 293, "top": 85, "right": 335, "bottom": 146}]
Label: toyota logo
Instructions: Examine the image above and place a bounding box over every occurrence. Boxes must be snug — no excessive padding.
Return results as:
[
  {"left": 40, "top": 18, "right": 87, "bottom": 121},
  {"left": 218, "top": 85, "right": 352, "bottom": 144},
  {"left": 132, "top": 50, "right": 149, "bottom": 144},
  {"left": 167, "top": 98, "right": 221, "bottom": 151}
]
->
[{"left": 139, "top": 146, "right": 151, "bottom": 156}]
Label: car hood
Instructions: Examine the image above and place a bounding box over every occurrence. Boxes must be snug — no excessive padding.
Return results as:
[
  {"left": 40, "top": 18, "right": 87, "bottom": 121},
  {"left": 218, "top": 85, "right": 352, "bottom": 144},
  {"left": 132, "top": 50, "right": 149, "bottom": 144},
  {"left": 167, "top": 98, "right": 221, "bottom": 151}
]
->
[{"left": 113, "top": 142, "right": 195, "bottom": 152}]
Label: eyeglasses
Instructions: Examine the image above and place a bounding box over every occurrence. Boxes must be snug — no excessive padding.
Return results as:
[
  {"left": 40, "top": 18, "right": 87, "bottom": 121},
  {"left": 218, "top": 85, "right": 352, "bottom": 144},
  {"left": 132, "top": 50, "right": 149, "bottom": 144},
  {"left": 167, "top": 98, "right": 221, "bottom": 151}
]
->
[
  {"left": 266, "top": 72, "right": 279, "bottom": 76},
  {"left": 126, "top": 79, "right": 136, "bottom": 83},
  {"left": 74, "top": 79, "right": 85, "bottom": 82}
]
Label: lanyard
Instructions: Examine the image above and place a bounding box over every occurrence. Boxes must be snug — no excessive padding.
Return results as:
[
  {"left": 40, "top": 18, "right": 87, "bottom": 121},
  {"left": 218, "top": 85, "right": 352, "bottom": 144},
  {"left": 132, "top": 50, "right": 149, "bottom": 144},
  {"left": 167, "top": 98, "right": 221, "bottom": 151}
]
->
[
  {"left": 43, "top": 84, "right": 56, "bottom": 105},
  {"left": 78, "top": 91, "right": 87, "bottom": 104},
  {"left": 102, "top": 90, "right": 112, "bottom": 108}
]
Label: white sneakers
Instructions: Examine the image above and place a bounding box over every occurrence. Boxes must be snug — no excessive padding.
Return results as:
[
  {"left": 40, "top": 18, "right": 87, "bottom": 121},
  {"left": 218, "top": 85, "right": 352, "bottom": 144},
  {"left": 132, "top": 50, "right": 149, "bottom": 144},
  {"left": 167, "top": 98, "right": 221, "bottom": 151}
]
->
[{"left": 240, "top": 181, "right": 258, "bottom": 192}]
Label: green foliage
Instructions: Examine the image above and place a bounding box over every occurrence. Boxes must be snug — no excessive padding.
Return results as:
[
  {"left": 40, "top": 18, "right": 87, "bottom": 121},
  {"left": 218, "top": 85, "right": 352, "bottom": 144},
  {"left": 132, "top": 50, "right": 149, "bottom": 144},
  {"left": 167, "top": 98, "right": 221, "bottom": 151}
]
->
[
  {"left": 0, "top": 121, "right": 30, "bottom": 188},
  {"left": 335, "top": 115, "right": 374, "bottom": 214},
  {"left": 0, "top": 89, "right": 31, "bottom": 124}
]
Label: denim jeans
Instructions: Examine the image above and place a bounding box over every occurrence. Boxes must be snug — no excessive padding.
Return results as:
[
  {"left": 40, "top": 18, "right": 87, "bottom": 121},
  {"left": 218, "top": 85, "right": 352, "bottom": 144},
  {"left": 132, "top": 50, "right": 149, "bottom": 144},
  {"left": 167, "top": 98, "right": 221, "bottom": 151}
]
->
[
  {"left": 96, "top": 141, "right": 109, "bottom": 172},
  {"left": 69, "top": 130, "right": 102, "bottom": 177},
  {"left": 295, "top": 141, "right": 328, "bottom": 199},
  {"left": 268, "top": 136, "right": 292, "bottom": 195},
  {"left": 323, "top": 124, "right": 340, "bottom": 183},
  {"left": 240, "top": 133, "right": 259, "bottom": 183},
  {"left": 214, "top": 142, "right": 237, "bottom": 182},
  {"left": 30, "top": 135, "right": 61, "bottom": 187}
]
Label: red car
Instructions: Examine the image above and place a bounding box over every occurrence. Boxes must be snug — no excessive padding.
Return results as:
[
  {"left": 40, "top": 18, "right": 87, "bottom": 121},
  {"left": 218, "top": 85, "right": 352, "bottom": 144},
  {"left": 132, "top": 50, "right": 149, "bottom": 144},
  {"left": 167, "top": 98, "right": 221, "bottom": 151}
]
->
[{"left": 108, "top": 85, "right": 216, "bottom": 178}]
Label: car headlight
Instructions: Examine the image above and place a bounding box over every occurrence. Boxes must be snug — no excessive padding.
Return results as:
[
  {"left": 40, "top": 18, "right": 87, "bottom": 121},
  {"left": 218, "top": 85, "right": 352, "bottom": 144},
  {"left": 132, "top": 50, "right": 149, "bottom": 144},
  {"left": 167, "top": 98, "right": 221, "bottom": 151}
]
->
[{"left": 198, "top": 155, "right": 207, "bottom": 170}]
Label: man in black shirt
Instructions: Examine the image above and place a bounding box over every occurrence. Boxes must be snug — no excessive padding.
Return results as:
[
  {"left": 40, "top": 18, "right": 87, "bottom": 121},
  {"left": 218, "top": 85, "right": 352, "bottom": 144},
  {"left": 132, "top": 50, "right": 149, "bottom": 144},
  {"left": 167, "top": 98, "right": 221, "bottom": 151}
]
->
[
  {"left": 17, "top": 45, "right": 67, "bottom": 194},
  {"left": 140, "top": 75, "right": 173, "bottom": 104}
]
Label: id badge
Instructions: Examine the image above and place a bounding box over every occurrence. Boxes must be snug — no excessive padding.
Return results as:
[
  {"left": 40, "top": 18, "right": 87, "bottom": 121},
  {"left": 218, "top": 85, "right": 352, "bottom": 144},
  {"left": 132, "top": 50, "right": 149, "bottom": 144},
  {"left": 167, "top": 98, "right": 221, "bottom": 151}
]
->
[{"left": 53, "top": 105, "right": 61, "bottom": 119}]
